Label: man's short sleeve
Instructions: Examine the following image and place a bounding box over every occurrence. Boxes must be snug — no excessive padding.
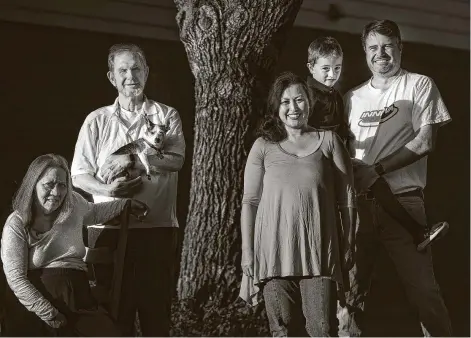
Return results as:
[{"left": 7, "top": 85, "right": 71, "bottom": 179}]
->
[
  {"left": 164, "top": 109, "right": 185, "bottom": 158},
  {"left": 412, "top": 76, "right": 451, "bottom": 131},
  {"left": 71, "top": 118, "right": 99, "bottom": 177}
]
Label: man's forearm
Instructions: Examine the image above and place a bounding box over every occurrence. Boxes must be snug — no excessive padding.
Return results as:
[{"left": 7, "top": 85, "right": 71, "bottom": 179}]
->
[
  {"left": 147, "top": 153, "right": 184, "bottom": 172},
  {"left": 378, "top": 146, "right": 427, "bottom": 174},
  {"left": 378, "top": 124, "right": 437, "bottom": 174},
  {"left": 72, "top": 173, "right": 109, "bottom": 197}
]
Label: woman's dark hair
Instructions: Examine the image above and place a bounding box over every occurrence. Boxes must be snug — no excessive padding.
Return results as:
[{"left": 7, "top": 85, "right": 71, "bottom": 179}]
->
[{"left": 256, "top": 72, "right": 313, "bottom": 142}]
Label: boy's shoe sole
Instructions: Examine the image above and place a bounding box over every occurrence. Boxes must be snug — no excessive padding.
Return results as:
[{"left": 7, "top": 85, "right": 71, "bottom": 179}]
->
[{"left": 417, "top": 221, "right": 449, "bottom": 252}]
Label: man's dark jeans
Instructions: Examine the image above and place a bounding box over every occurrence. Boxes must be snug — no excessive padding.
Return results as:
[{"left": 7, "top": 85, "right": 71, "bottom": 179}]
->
[
  {"left": 114, "top": 227, "right": 178, "bottom": 337},
  {"left": 263, "top": 276, "right": 337, "bottom": 337}
]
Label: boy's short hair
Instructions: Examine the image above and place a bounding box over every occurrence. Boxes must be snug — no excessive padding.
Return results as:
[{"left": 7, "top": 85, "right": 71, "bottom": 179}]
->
[{"left": 307, "top": 36, "right": 343, "bottom": 64}]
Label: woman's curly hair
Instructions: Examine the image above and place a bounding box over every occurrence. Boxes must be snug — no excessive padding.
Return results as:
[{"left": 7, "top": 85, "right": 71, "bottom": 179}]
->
[{"left": 256, "top": 72, "right": 313, "bottom": 142}]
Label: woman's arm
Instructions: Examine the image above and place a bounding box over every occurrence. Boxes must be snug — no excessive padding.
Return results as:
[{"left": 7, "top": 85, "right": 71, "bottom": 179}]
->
[
  {"left": 77, "top": 192, "right": 148, "bottom": 226},
  {"left": 0, "top": 215, "right": 59, "bottom": 322},
  {"left": 330, "top": 132, "right": 357, "bottom": 270},
  {"left": 240, "top": 139, "right": 265, "bottom": 277},
  {"left": 80, "top": 196, "right": 129, "bottom": 226},
  {"left": 241, "top": 204, "right": 258, "bottom": 277}
]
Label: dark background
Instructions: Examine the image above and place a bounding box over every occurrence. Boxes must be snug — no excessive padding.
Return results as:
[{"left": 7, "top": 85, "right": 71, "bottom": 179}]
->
[{"left": 0, "top": 20, "right": 469, "bottom": 336}]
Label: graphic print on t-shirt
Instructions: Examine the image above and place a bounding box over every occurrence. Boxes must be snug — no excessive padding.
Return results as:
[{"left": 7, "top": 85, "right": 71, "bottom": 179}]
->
[{"left": 358, "top": 103, "right": 399, "bottom": 127}]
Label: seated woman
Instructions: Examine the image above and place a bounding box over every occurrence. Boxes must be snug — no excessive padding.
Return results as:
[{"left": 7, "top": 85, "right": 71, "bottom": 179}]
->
[
  {"left": 1, "top": 154, "right": 148, "bottom": 336},
  {"left": 239, "top": 72, "right": 356, "bottom": 337}
]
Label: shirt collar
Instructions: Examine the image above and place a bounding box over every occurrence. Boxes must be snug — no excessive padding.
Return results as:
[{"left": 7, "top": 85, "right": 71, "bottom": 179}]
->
[
  {"left": 111, "top": 95, "right": 159, "bottom": 116},
  {"left": 307, "top": 75, "right": 335, "bottom": 94}
]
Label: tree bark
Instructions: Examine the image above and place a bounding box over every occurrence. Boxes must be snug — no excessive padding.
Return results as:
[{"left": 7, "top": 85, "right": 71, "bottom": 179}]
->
[{"left": 174, "top": 0, "right": 303, "bottom": 317}]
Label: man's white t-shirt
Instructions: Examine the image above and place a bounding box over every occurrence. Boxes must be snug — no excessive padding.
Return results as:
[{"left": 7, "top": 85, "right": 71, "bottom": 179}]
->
[
  {"left": 345, "top": 69, "right": 451, "bottom": 194},
  {"left": 71, "top": 97, "right": 185, "bottom": 228}
]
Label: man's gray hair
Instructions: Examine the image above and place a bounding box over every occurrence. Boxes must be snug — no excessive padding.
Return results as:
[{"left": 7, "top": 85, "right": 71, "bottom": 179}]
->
[{"left": 107, "top": 43, "right": 148, "bottom": 72}]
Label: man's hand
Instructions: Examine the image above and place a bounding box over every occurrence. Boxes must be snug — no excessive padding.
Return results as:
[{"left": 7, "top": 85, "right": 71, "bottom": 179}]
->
[
  {"left": 106, "top": 176, "right": 142, "bottom": 197},
  {"left": 352, "top": 160, "right": 379, "bottom": 193},
  {"left": 241, "top": 247, "right": 254, "bottom": 278},
  {"left": 101, "top": 154, "right": 135, "bottom": 184}
]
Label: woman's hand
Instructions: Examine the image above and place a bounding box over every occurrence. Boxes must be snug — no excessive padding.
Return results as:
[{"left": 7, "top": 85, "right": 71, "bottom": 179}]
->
[
  {"left": 241, "top": 247, "right": 254, "bottom": 278},
  {"left": 129, "top": 199, "right": 149, "bottom": 221},
  {"left": 45, "top": 311, "right": 67, "bottom": 328}
]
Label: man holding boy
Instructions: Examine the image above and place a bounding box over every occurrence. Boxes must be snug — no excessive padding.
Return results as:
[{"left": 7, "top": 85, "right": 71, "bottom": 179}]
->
[{"left": 338, "top": 20, "right": 452, "bottom": 336}]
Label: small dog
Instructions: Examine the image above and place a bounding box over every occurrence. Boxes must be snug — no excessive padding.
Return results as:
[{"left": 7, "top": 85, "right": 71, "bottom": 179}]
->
[{"left": 108, "top": 115, "right": 170, "bottom": 181}]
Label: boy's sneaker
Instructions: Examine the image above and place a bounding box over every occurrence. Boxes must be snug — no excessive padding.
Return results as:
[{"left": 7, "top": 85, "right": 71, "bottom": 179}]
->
[{"left": 417, "top": 221, "right": 449, "bottom": 252}]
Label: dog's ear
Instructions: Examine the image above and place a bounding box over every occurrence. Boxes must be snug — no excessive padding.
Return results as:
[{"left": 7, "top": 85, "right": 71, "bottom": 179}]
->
[
  {"left": 163, "top": 115, "right": 171, "bottom": 132},
  {"left": 144, "top": 114, "right": 156, "bottom": 129}
]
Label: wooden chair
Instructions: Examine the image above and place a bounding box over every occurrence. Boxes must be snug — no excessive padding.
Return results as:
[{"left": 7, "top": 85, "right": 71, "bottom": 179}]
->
[{"left": 83, "top": 200, "right": 131, "bottom": 320}]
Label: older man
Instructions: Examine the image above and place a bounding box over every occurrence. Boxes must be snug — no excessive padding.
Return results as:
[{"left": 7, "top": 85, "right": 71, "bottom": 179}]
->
[
  {"left": 71, "top": 44, "right": 185, "bottom": 336},
  {"left": 338, "top": 20, "right": 452, "bottom": 336}
]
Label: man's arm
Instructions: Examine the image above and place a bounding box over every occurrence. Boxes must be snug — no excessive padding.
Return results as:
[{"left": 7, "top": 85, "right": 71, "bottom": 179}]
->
[
  {"left": 71, "top": 114, "right": 144, "bottom": 192},
  {"left": 353, "top": 124, "right": 439, "bottom": 192},
  {"left": 379, "top": 123, "right": 438, "bottom": 172},
  {"left": 139, "top": 152, "right": 184, "bottom": 172}
]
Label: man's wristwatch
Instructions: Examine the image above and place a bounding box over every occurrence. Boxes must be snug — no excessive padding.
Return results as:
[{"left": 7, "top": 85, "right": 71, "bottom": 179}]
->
[{"left": 374, "top": 162, "right": 386, "bottom": 176}]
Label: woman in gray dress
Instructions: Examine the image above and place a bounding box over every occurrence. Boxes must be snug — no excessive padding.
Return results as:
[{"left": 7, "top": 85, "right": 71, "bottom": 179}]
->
[{"left": 239, "top": 72, "right": 356, "bottom": 337}]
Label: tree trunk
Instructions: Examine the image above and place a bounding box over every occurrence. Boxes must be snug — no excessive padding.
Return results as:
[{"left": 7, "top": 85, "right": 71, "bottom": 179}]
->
[{"left": 172, "top": 0, "right": 303, "bottom": 335}]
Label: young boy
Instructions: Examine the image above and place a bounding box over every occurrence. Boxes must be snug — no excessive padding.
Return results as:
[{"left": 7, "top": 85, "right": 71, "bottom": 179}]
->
[{"left": 306, "top": 36, "right": 352, "bottom": 147}]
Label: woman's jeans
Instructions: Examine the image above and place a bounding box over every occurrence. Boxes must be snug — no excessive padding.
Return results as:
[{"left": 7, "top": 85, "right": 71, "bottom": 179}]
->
[
  {"left": 337, "top": 195, "right": 452, "bottom": 337},
  {"left": 263, "top": 276, "right": 337, "bottom": 337}
]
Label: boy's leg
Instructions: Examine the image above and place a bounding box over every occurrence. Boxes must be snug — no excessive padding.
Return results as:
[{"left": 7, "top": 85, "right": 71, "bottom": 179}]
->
[
  {"left": 377, "top": 196, "right": 452, "bottom": 336},
  {"left": 370, "top": 177, "right": 448, "bottom": 250},
  {"left": 370, "top": 177, "right": 423, "bottom": 240}
]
